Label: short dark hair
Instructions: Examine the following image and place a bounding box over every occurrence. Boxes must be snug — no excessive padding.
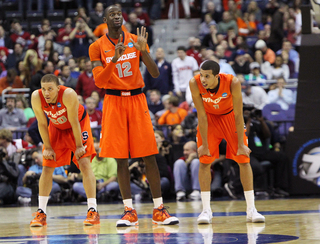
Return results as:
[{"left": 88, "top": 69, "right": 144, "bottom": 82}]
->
[
  {"left": 168, "top": 95, "right": 179, "bottom": 107},
  {"left": 200, "top": 60, "right": 220, "bottom": 76},
  {"left": 7, "top": 68, "right": 17, "bottom": 78},
  {"left": 41, "top": 74, "right": 59, "bottom": 86},
  {"left": 177, "top": 46, "right": 186, "bottom": 52}
]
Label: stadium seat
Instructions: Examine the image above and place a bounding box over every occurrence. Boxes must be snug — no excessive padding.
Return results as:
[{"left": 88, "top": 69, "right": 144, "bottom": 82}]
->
[
  {"left": 26, "top": 11, "right": 44, "bottom": 22},
  {"left": 47, "top": 10, "right": 65, "bottom": 21},
  {"left": 5, "top": 11, "right": 23, "bottom": 22}
]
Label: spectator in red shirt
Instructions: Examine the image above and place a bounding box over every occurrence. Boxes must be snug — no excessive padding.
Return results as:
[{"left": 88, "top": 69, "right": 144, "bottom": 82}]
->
[
  {"left": 186, "top": 37, "right": 202, "bottom": 66},
  {"left": 76, "top": 58, "right": 104, "bottom": 101},
  {"left": 133, "top": 3, "right": 150, "bottom": 26},
  {"left": 85, "top": 97, "right": 102, "bottom": 128},
  {"left": 10, "top": 20, "right": 33, "bottom": 49}
]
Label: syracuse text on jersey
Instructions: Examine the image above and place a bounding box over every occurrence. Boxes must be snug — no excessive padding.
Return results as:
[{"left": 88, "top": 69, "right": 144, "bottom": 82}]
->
[
  {"left": 202, "top": 95, "right": 228, "bottom": 105},
  {"left": 44, "top": 108, "right": 67, "bottom": 118},
  {"left": 105, "top": 52, "right": 137, "bottom": 63}
]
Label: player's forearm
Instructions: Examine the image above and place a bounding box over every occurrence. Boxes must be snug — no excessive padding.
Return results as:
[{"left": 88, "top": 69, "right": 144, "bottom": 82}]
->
[
  {"left": 198, "top": 114, "right": 209, "bottom": 147},
  {"left": 38, "top": 123, "right": 52, "bottom": 149},
  {"left": 92, "top": 63, "right": 116, "bottom": 88},
  {"left": 141, "top": 51, "right": 159, "bottom": 78},
  {"left": 72, "top": 125, "right": 83, "bottom": 147},
  {"left": 235, "top": 114, "right": 245, "bottom": 147}
]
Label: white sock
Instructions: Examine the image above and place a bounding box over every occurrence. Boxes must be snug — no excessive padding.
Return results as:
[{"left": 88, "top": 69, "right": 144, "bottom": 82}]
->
[
  {"left": 123, "top": 199, "right": 133, "bottom": 209},
  {"left": 153, "top": 197, "right": 163, "bottom": 209},
  {"left": 244, "top": 190, "right": 255, "bottom": 211},
  {"left": 87, "top": 198, "right": 97, "bottom": 211},
  {"left": 201, "top": 191, "right": 211, "bottom": 211},
  {"left": 38, "top": 196, "right": 49, "bottom": 214}
]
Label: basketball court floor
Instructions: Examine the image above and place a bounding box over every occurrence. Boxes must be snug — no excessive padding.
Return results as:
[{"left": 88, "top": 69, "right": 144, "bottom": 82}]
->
[{"left": 0, "top": 198, "right": 319, "bottom": 243}]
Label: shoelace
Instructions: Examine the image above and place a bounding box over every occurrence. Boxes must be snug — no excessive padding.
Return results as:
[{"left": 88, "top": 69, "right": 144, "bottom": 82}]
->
[
  {"left": 157, "top": 206, "right": 171, "bottom": 218},
  {"left": 32, "top": 210, "right": 46, "bottom": 218},
  {"left": 121, "top": 209, "right": 136, "bottom": 219}
]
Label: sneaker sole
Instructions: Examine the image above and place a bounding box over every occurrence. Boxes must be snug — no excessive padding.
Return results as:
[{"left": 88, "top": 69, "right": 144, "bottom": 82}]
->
[
  {"left": 116, "top": 222, "right": 139, "bottom": 227},
  {"left": 246, "top": 217, "right": 265, "bottom": 223},
  {"left": 83, "top": 221, "right": 100, "bottom": 226},
  {"left": 152, "top": 220, "right": 179, "bottom": 225},
  {"left": 30, "top": 223, "right": 47, "bottom": 227},
  {"left": 197, "top": 218, "right": 212, "bottom": 224}
]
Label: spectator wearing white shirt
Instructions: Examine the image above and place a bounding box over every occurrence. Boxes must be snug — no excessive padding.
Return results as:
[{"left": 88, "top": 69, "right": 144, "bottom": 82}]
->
[
  {"left": 268, "top": 77, "right": 294, "bottom": 110},
  {"left": 265, "top": 55, "right": 290, "bottom": 81},
  {"left": 239, "top": 74, "right": 269, "bottom": 110},
  {"left": 172, "top": 46, "right": 199, "bottom": 102}
]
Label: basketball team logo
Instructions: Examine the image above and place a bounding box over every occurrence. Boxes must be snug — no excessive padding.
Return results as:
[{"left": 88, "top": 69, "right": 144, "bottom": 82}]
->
[
  {"left": 57, "top": 102, "right": 62, "bottom": 108},
  {"left": 292, "top": 138, "right": 320, "bottom": 187},
  {"left": 222, "top": 93, "right": 227, "bottom": 97},
  {"left": 128, "top": 42, "right": 133, "bottom": 48}
]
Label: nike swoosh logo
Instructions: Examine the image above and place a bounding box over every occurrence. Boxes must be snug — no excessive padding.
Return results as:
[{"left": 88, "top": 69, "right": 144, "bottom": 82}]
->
[
  {"left": 83, "top": 141, "right": 87, "bottom": 145},
  {"left": 104, "top": 50, "right": 111, "bottom": 53}
]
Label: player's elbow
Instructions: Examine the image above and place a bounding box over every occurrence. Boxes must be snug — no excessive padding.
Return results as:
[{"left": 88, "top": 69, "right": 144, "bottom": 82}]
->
[{"left": 150, "top": 70, "right": 160, "bottom": 78}]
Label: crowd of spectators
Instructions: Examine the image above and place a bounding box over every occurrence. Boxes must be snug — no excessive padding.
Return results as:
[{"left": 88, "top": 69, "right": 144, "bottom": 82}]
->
[{"left": 0, "top": 0, "right": 310, "bottom": 205}]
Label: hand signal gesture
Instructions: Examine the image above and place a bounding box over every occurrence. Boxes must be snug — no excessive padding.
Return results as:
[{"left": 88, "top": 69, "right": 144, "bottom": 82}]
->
[
  {"left": 114, "top": 34, "right": 127, "bottom": 61},
  {"left": 130, "top": 26, "right": 148, "bottom": 52}
]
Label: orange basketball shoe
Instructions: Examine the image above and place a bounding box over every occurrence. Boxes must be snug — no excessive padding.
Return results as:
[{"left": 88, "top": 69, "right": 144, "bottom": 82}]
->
[
  {"left": 83, "top": 208, "right": 100, "bottom": 226},
  {"left": 116, "top": 207, "right": 139, "bottom": 227},
  {"left": 30, "top": 209, "right": 47, "bottom": 227},
  {"left": 152, "top": 205, "right": 179, "bottom": 225}
]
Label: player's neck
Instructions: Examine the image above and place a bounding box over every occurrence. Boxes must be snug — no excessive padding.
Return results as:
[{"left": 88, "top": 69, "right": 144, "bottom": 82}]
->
[{"left": 108, "top": 28, "right": 122, "bottom": 39}]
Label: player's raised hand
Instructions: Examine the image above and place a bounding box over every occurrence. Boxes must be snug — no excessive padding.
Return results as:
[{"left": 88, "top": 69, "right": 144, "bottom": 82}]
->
[
  {"left": 130, "top": 26, "right": 148, "bottom": 52},
  {"left": 114, "top": 34, "right": 127, "bottom": 60},
  {"left": 43, "top": 148, "right": 56, "bottom": 161},
  {"left": 75, "top": 145, "right": 87, "bottom": 161}
]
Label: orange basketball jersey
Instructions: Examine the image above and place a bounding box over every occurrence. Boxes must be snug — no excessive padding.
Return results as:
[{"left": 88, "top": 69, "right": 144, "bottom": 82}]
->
[
  {"left": 195, "top": 73, "right": 234, "bottom": 115},
  {"left": 39, "top": 86, "right": 85, "bottom": 130},
  {"left": 89, "top": 31, "right": 149, "bottom": 90}
]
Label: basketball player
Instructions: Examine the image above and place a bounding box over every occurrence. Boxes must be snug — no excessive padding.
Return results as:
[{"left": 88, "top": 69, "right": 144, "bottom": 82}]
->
[
  {"left": 89, "top": 5, "right": 179, "bottom": 226},
  {"left": 189, "top": 60, "right": 265, "bottom": 224},
  {"left": 30, "top": 74, "right": 100, "bottom": 227}
]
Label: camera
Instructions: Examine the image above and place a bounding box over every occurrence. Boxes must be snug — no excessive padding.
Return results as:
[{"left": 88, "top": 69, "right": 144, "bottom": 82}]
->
[
  {"left": 0, "top": 148, "right": 7, "bottom": 159},
  {"left": 250, "top": 109, "right": 262, "bottom": 119}
]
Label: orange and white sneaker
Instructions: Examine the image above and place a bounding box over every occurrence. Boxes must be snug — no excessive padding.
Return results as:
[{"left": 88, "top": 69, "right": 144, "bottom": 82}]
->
[
  {"left": 152, "top": 204, "right": 179, "bottom": 225},
  {"left": 83, "top": 208, "right": 100, "bottom": 226},
  {"left": 116, "top": 207, "right": 139, "bottom": 227},
  {"left": 30, "top": 209, "right": 47, "bottom": 227}
]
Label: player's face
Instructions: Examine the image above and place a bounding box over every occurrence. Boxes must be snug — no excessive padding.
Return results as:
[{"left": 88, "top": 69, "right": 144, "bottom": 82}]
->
[
  {"left": 200, "top": 69, "right": 219, "bottom": 89},
  {"left": 41, "top": 82, "right": 60, "bottom": 104},
  {"left": 105, "top": 6, "right": 123, "bottom": 28}
]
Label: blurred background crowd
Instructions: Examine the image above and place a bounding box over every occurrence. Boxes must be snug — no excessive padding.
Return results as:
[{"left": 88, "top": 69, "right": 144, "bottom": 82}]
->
[{"left": 0, "top": 0, "right": 313, "bottom": 206}]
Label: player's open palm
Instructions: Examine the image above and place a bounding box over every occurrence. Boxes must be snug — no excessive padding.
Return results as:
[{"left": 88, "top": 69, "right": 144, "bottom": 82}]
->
[
  {"left": 130, "top": 26, "right": 148, "bottom": 52},
  {"left": 75, "top": 146, "right": 86, "bottom": 160},
  {"left": 237, "top": 145, "right": 251, "bottom": 157},
  {"left": 43, "top": 148, "right": 56, "bottom": 161},
  {"left": 114, "top": 34, "right": 127, "bottom": 60}
]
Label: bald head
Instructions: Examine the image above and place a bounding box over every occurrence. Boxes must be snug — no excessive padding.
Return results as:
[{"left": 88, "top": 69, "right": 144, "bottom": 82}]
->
[{"left": 183, "top": 141, "right": 197, "bottom": 158}]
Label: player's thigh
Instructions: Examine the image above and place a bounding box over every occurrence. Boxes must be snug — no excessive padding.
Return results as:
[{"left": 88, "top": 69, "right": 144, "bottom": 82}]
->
[
  {"left": 100, "top": 95, "right": 129, "bottom": 157},
  {"left": 127, "top": 94, "right": 158, "bottom": 158}
]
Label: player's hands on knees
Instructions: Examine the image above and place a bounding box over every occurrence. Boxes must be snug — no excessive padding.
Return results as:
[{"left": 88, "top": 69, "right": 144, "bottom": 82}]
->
[
  {"left": 130, "top": 26, "right": 148, "bottom": 52},
  {"left": 43, "top": 148, "right": 56, "bottom": 161},
  {"left": 198, "top": 145, "right": 211, "bottom": 158},
  {"left": 75, "top": 146, "right": 86, "bottom": 161},
  {"left": 237, "top": 145, "right": 251, "bottom": 157}
]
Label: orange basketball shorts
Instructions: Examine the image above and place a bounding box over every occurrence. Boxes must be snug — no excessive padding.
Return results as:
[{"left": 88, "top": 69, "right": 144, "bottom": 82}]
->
[
  {"left": 43, "top": 114, "right": 96, "bottom": 168},
  {"left": 197, "top": 111, "right": 249, "bottom": 164},
  {"left": 100, "top": 92, "right": 158, "bottom": 158}
]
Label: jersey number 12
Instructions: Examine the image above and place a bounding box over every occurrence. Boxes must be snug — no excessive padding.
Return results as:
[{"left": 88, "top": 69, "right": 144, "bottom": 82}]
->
[{"left": 116, "top": 62, "right": 132, "bottom": 78}]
